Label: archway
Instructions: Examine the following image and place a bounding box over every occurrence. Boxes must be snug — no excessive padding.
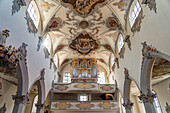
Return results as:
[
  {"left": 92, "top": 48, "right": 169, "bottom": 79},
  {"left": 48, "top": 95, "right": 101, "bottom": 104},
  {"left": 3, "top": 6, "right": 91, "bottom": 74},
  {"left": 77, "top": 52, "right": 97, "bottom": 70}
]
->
[
  {"left": 0, "top": 41, "right": 29, "bottom": 113},
  {"left": 24, "top": 69, "right": 46, "bottom": 113},
  {"left": 123, "top": 68, "right": 145, "bottom": 113},
  {"left": 140, "top": 42, "right": 170, "bottom": 113}
]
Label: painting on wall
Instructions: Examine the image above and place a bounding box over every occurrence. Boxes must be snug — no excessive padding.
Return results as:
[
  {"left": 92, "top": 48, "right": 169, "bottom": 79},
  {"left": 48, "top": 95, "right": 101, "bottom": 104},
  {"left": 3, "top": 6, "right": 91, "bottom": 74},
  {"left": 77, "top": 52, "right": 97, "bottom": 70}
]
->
[
  {"left": 69, "top": 33, "right": 99, "bottom": 55},
  {"left": 61, "top": 0, "right": 106, "bottom": 15}
]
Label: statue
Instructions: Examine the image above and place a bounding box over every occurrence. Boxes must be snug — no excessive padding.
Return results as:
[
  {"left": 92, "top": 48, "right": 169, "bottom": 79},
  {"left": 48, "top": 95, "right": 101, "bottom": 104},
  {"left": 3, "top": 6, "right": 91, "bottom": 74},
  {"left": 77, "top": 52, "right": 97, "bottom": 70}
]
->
[
  {"left": 0, "top": 103, "right": 6, "bottom": 113},
  {"left": 0, "top": 30, "right": 10, "bottom": 46}
]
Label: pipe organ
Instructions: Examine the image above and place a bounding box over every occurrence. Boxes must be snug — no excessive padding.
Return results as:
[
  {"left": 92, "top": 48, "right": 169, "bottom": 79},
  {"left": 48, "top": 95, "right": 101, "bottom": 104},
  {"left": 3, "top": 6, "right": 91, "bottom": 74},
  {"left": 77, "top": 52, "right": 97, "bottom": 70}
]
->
[{"left": 71, "top": 59, "right": 98, "bottom": 82}]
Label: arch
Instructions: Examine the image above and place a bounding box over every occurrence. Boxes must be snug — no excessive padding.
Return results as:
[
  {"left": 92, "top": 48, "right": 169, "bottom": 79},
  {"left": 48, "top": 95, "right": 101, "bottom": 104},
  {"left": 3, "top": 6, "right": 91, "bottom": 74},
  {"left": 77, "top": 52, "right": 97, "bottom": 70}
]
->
[
  {"left": 140, "top": 48, "right": 170, "bottom": 94},
  {"left": 24, "top": 69, "right": 46, "bottom": 113}
]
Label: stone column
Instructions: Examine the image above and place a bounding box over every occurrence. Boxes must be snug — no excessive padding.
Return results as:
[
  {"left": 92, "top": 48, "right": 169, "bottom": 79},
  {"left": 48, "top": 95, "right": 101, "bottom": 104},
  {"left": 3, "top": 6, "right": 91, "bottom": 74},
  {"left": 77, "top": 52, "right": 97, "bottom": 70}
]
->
[
  {"left": 12, "top": 94, "right": 30, "bottom": 113},
  {"left": 35, "top": 103, "right": 45, "bottom": 113},
  {"left": 123, "top": 99, "right": 133, "bottom": 113},
  {"left": 138, "top": 90, "right": 157, "bottom": 113}
]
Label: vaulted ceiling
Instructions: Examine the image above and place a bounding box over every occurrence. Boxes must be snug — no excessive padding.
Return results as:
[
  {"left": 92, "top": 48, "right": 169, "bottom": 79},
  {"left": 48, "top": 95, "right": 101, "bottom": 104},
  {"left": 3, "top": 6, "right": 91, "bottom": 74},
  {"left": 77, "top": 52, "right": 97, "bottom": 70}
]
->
[{"left": 31, "top": 0, "right": 133, "bottom": 71}]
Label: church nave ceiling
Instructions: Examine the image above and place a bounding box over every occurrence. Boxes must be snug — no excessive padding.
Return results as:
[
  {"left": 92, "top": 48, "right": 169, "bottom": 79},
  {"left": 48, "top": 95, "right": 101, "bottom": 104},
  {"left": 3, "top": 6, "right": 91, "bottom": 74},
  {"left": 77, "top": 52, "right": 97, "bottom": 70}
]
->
[{"left": 27, "top": 0, "right": 134, "bottom": 68}]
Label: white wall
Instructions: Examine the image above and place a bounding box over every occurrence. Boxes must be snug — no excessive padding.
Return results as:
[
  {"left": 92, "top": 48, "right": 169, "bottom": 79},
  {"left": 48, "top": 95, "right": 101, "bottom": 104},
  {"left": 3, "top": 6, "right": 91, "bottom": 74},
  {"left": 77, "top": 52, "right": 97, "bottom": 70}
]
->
[
  {"left": 114, "top": 0, "right": 170, "bottom": 94},
  {"left": 0, "top": 0, "right": 56, "bottom": 99},
  {"left": 152, "top": 79, "right": 170, "bottom": 113},
  {"left": 0, "top": 79, "right": 17, "bottom": 113}
]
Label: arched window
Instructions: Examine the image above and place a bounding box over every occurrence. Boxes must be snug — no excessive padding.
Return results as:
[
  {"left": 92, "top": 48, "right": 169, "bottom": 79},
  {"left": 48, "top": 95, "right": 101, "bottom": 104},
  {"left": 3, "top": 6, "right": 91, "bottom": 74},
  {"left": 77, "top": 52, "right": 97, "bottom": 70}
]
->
[
  {"left": 97, "top": 72, "right": 105, "bottom": 84},
  {"left": 27, "top": 1, "right": 40, "bottom": 28},
  {"left": 117, "top": 34, "right": 124, "bottom": 53},
  {"left": 63, "top": 72, "right": 71, "bottom": 83},
  {"left": 129, "top": 0, "right": 142, "bottom": 27},
  {"left": 31, "top": 95, "right": 38, "bottom": 113}
]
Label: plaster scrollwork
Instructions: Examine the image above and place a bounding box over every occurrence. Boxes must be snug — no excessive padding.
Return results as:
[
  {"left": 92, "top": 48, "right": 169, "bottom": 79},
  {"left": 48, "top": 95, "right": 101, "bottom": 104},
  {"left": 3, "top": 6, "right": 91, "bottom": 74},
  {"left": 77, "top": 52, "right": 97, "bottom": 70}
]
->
[
  {"left": 165, "top": 102, "right": 170, "bottom": 113},
  {"left": 125, "top": 35, "right": 131, "bottom": 51},
  {"left": 0, "top": 103, "right": 6, "bottom": 113},
  {"left": 12, "top": 94, "right": 30, "bottom": 104},
  {"left": 122, "top": 99, "right": 133, "bottom": 110},
  {"left": 138, "top": 89, "right": 157, "bottom": 103},
  {"left": 141, "top": 41, "right": 159, "bottom": 59},
  {"left": 142, "top": 0, "right": 157, "bottom": 13},
  {"left": 12, "top": 0, "right": 26, "bottom": 15}
]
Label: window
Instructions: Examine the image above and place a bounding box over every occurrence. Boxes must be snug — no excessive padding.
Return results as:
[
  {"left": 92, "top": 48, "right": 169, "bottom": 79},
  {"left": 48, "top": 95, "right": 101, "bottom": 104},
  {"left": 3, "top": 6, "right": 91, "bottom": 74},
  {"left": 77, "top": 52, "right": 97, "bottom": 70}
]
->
[
  {"left": 80, "top": 95, "right": 88, "bottom": 101},
  {"left": 154, "top": 97, "right": 162, "bottom": 113},
  {"left": 97, "top": 72, "right": 105, "bottom": 84},
  {"left": 63, "top": 72, "right": 71, "bottom": 83},
  {"left": 31, "top": 95, "right": 38, "bottom": 113},
  {"left": 121, "top": 98, "right": 126, "bottom": 113},
  {"left": 27, "top": 2, "right": 38, "bottom": 28},
  {"left": 129, "top": 1, "right": 141, "bottom": 27},
  {"left": 118, "top": 34, "right": 124, "bottom": 53}
]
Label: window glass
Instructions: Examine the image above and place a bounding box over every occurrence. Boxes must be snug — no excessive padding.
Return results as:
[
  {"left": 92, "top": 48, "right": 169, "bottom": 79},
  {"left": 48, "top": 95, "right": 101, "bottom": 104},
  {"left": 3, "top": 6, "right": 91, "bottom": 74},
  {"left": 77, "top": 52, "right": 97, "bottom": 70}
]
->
[
  {"left": 27, "top": 2, "right": 39, "bottom": 28},
  {"left": 154, "top": 97, "right": 162, "bottom": 113},
  {"left": 80, "top": 95, "right": 88, "bottom": 101},
  {"left": 63, "top": 72, "right": 71, "bottom": 83},
  {"left": 31, "top": 95, "right": 38, "bottom": 113},
  {"left": 97, "top": 72, "right": 105, "bottom": 84},
  {"left": 118, "top": 34, "right": 124, "bottom": 53},
  {"left": 129, "top": 1, "right": 141, "bottom": 27}
]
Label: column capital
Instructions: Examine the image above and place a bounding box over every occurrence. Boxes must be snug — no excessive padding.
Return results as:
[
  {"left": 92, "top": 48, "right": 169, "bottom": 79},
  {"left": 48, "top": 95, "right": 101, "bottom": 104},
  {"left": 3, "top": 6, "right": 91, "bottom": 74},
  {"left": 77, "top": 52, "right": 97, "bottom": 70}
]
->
[
  {"left": 138, "top": 89, "right": 157, "bottom": 103},
  {"left": 12, "top": 94, "right": 30, "bottom": 104},
  {"left": 123, "top": 99, "right": 133, "bottom": 110},
  {"left": 35, "top": 103, "right": 45, "bottom": 109}
]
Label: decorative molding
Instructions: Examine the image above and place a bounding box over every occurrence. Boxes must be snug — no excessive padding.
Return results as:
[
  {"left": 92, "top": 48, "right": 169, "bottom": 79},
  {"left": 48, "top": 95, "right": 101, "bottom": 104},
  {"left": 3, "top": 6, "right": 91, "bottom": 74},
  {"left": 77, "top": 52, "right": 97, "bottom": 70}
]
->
[
  {"left": 131, "top": 10, "right": 144, "bottom": 33},
  {"left": 122, "top": 99, "right": 133, "bottom": 110},
  {"left": 103, "top": 44, "right": 114, "bottom": 53},
  {"left": 61, "top": 0, "right": 107, "bottom": 17},
  {"left": 43, "top": 47, "right": 50, "bottom": 59},
  {"left": 46, "top": 17, "right": 63, "bottom": 32},
  {"left": 25, "top": 12, "right": 38, "bottom": 34},
  {"left": 51, "top": 101, "right": 119, "bottom": 111},
  {"left": 0, "top": 30, "right": 10, "bottom": 46},
  {"left": 35, "top": 103, "right": 45, "bottom": 109},
  {"left": 125, "top": 35, "right": 131, "bottom": 50},
  {"left": 12, "top": 94, "right": 30, "bottom": 104},
  {"left": 138, "top": 89, "right": 157, "bottom": 103},
  {"left": 37, "top": 36, "right": 43, "bottom": 51},
  {"left": 165, "top": 102, "right": 170, "bottom": 113},
  {"left": 69, "top": 33, "right": 99, "bottom": 55},
  {"left": 0, "top": 103, "right": 6, "bottom": 113},
  {"left": 142, "top": 0, "right": 157, "bottom": 13},
  {"left": 74, "top": 83, "right": 96, "bottom": 89},
  {"left": 105, "top": 16, "right": 122, "bottom": 30},
  {"left": 115, "top": 58, "right": 119, "bottom": 68},
  {"left": 124, "top": 68, "right": 129, "bottom": 79},
  {"left": 119, "top": 45, "right": 125, "bottom": 58},
  {"left": 141, "top": 41, "right": 159, "bottom": 60},
  {"left": 40, "top": 68, "right": 45, "bottom": 80},
  {"left": 12, "top": 0, "right": 26, "bottom": 15}
]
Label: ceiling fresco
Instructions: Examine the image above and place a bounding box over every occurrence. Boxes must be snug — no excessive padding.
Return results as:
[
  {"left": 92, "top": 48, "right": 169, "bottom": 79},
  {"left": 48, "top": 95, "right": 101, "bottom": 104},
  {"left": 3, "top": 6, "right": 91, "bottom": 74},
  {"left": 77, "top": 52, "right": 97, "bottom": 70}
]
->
[{"left": 28, "top": 0, "right": 135, "bottom": 68}]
